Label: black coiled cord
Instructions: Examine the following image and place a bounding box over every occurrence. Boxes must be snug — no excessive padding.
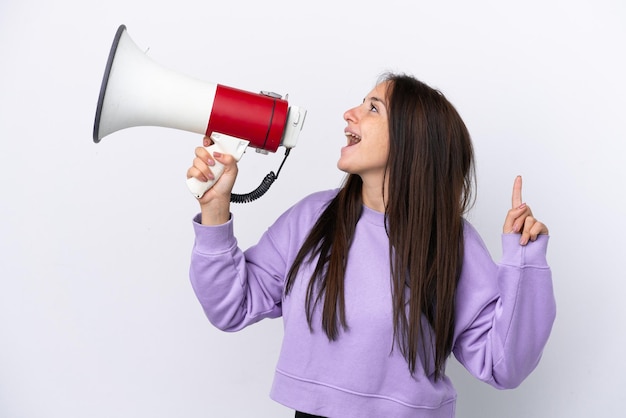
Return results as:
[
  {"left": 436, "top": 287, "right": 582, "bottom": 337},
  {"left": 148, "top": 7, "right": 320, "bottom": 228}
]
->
[
  {"left": 230, "top": 149, "right": 291, "bottom": 204},
  {"left": 230, "top": 172, "right": 277, "bottom": 204}
]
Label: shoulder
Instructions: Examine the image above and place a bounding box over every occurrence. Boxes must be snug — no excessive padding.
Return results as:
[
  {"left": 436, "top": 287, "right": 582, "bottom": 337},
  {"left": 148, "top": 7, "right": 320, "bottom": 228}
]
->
[
  {"left": 282, "top": 189, "right": 339, "bottom": 219},
  {"left": 267, "top": 189, "right": 339, "bottom": 235},
  {"left": 462, "top": 219, "right": 491, "bottom": 254},
  {"left": 298, "top": 188, "right": 339, "bottom": 206},
  {"left": 457, "top": 219, "right": 497, "bottom": 293}
]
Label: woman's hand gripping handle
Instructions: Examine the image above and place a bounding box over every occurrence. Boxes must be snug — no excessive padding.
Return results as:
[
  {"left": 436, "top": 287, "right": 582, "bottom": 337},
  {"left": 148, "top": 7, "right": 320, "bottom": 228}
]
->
[{"left": 186, "top": 133, "right": 248, "bottom": 225}]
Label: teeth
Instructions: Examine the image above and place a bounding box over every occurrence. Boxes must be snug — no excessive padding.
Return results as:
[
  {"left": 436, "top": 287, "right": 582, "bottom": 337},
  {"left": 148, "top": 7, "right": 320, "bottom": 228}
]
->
[{"left": 345, "top": 132, "right": 361, "bottom": 145}]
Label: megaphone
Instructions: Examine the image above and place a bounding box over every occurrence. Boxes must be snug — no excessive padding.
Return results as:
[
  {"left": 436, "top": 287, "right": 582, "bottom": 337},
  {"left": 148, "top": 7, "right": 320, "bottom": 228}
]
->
[{"left": 93, "top": 24, "right": 307, "bottom": 200}]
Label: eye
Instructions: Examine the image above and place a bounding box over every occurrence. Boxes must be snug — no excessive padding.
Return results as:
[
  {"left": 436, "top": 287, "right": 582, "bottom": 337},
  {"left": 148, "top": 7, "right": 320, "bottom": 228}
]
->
[{"left": 369, "top": 103, "right": 378, "bottom": 112}]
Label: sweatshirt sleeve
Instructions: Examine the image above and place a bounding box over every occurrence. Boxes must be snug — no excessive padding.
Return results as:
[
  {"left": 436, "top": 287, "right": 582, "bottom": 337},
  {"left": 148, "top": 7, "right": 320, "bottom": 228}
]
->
[
  {"left": 189, "top": 213, "right": 287, "bottom": 332},
  {"left": 452, "top": 225, "right": 556, "bottom": 389}
]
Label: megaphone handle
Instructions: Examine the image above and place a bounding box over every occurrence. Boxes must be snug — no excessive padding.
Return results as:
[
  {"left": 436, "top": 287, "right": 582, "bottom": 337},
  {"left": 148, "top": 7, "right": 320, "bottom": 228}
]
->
[{"left": 186, "top": 144, "right": 225, "bottom": 198}]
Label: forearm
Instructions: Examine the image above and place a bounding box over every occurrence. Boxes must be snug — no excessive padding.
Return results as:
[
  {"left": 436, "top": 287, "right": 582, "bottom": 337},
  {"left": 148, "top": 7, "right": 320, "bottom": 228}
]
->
[
  {"left": 199, "top": 197, "right": 231, "bottom": 225},
  {"left": 491, "top": 234, "right": 556, "bottom": 387},
  {"left": 454, "top": 234, "right": 556, "bottom": 389}
]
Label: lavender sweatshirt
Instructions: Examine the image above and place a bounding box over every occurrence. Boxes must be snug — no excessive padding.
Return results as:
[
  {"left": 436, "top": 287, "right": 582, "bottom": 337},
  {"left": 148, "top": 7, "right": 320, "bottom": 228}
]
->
[{"left": 190, "top": 189, "right": 556, "bottom": 418}]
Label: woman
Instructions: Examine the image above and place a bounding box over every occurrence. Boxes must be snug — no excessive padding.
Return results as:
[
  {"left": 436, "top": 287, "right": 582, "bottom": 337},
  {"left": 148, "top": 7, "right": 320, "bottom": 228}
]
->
[{"left": 187, "top": 73, "right": 556, "bottom": 418}]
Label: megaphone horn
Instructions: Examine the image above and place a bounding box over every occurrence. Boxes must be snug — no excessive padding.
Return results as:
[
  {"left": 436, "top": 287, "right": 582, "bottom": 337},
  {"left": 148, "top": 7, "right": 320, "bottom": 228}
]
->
[{"left": 93, "top": 25, "right": 307, "bottom": 200}]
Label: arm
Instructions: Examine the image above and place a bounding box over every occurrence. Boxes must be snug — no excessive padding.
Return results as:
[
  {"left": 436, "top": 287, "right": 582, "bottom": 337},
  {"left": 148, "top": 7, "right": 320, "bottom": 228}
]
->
[
  {"left": 188, "top": 190, "right": 335, "bottom": 332},
  {"left": 189, "top": 216, "right": 286, "bottom": 331},
  {"left": 187, "top": 136, "right": 285, "bottom": 330},
  {"left": 453, "top": 232, "right": 555, "bottom": 389},
  {"left": 453, "top": 177, "right": 556, "bottom": 389}
]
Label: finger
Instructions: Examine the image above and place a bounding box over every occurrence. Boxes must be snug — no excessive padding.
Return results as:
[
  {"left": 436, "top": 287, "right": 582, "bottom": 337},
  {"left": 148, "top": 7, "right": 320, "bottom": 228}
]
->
[
  {"left": 198, "top": 155, "right": 218, "bottom": 179},
  {"left": 503, "top": 204, "right": 531, "bottom": 233},
  {"left": 512, "top": 175, "right": 523, "bottom": 209},
  {"left": 520, "top": 214, "right": 548, "bottom": 245},
  {"left": 203, "top": 135, "right": 214, "bottom": 148},
  {"left": 212, "top": 151, "right": 236, "bottom": 166},
  {"left": 194, "top": 147, "right": 217, "bottom": 175},
  {"left": 187, "top": 165, "right": 210, "bottom": 183},
  {"left": 200, "top": 157, "right": 216, "bottom": 180},
  {"left": 503, "top": 208, "right": 519, "bottom": 233},
  {"left": 195, "top": 146, "right": 213, "bottom": 162},
  {"left": 519, "top": 215, "right": 536, "bottom": 245},
  {"left": 528, "top": 221, "right": 549, "bottom": 242},
  {"left": 188, "top": 148, "right": 216, "bottom": 182}
]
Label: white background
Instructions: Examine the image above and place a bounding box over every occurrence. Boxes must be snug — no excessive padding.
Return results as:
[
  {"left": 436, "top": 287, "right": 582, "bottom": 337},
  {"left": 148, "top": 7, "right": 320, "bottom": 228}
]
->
[{"left": 1, "top": 0, "right": 625, "bottom": 417}]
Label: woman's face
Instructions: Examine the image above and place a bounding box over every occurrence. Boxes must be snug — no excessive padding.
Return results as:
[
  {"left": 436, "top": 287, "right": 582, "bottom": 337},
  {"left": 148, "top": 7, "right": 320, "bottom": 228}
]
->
[{"left": 338, "top": 81, "right": 390, "bottom": 183}]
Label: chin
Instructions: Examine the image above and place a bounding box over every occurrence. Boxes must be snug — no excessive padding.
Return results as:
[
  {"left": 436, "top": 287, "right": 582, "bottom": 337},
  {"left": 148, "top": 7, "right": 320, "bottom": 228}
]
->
[{"left": 336, "top": 160, "right": 351, "bottom": 174}]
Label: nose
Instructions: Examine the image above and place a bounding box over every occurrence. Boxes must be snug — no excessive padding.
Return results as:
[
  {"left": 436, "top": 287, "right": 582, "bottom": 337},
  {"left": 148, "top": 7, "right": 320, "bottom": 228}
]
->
[{"left": 343, "top": 105, "right": 358, "bottom": 123}]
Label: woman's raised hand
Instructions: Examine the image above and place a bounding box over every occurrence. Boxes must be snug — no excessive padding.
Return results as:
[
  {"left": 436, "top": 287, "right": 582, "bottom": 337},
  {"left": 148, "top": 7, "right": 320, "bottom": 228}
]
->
[{"left": 503, "top": 176, "right": 549, "bottom": 245}]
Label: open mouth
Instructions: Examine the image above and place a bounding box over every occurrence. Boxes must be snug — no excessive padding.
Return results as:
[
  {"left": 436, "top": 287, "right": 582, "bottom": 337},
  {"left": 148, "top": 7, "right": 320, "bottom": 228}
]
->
[{"left": 345, "top": 132, "right": 361, "bottom": 146}]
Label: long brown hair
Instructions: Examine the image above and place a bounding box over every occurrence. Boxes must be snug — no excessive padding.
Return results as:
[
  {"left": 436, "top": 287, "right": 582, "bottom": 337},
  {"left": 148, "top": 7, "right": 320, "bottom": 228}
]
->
[{"left": 285, "top": 73, "right": 475, "bottom": 380}]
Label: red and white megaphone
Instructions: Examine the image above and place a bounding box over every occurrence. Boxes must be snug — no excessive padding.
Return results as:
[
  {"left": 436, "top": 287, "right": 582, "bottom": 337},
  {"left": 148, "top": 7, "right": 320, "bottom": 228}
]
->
[{"left": 93, "top": 25, "right": 307, "bottom": 200}]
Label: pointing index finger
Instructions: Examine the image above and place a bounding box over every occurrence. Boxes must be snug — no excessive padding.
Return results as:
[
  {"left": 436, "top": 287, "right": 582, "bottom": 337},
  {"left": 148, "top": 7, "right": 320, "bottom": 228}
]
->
[{"left": 512, "top": 175, "right": 523, "bottom": 208}]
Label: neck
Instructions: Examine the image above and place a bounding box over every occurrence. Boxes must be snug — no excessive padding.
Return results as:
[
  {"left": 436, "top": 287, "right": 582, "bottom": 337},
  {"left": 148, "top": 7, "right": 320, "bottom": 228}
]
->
[{"left": 360, "top": 178, "right": 387, "bottom": 213}]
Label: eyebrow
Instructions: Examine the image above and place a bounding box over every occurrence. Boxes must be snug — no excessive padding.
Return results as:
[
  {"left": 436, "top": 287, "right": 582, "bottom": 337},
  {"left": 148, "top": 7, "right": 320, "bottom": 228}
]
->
[{"left": 364, "top": 96, "right": 387, "bottom": 107}]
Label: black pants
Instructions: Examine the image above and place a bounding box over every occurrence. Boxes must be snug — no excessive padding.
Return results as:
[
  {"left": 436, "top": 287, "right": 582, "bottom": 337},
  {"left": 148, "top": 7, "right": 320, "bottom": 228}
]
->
[{"left": 295, "top": 412, "right": 326, "bottom": 418}]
